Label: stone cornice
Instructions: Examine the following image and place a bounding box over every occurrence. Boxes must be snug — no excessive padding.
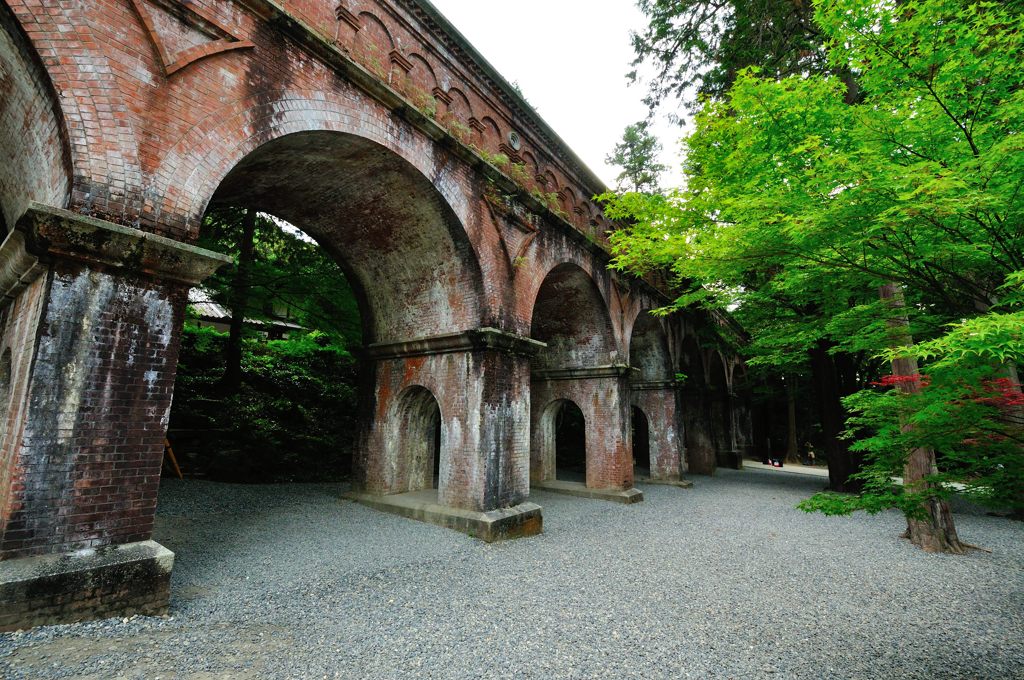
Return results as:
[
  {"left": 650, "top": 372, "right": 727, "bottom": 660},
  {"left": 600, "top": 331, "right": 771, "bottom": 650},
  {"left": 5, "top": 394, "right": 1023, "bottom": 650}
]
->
[
  {"left": 531, "top": 365, "right": 634, "bottom": 382},
  {"left": 630, "top": 379, "right": 678, "bottom": 391},
  {"left": 12, "top": 203, "right": 232, "bottom": 286},
  {"left": 364, "top": 328, "right": 546, "bottom": 360}
]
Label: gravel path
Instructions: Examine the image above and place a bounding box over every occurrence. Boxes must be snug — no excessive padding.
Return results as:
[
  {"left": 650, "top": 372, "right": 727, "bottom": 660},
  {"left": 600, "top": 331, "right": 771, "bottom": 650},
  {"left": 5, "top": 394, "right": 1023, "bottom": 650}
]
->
[{"left": 1, "top": 469, "right": 1022, "bottom": 679}]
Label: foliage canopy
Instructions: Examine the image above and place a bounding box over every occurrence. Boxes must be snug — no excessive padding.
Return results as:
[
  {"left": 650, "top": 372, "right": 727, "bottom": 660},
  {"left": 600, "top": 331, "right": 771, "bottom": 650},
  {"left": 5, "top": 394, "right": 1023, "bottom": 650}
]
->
[{"left": 605, "top": 0, "right": 1024, "bottom": 521}]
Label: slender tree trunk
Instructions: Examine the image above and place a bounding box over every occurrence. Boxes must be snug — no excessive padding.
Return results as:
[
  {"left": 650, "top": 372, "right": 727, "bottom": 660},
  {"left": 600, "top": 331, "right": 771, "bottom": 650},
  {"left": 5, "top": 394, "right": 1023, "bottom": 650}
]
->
[
  {"left": 879, "top": 283, "right": 967, "bottom": 554},
  {"left": 221, "top": 209, "right": 257, "bottom": 394},
  {"left": 785, "top": 376, "right": 799, "bottom": 464},
  {"left": 809, "top": 341, "right": 863, "bottom": 492}
]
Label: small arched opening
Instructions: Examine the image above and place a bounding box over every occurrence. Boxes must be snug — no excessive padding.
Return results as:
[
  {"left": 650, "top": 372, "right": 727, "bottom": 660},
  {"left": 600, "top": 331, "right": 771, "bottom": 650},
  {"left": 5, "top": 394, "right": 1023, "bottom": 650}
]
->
[
  {"left": 632, "top": 406, "right": 651, "bottom": 476},
  {"left": 392, "top": 386, "right": 444, "bottom": 492},
  {"left": 554, "top": 400, "right": 586, "bottom": 481}
]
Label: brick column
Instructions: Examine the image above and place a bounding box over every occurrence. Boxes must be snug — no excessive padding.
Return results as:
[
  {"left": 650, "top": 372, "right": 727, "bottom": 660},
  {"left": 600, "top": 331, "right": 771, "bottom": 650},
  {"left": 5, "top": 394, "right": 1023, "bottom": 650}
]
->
[
  {"left": 0, "top": 203, "right": 229, "bottom": 631},
  {"left": 351, "top": 329, "right": 545, "bottom": 539},
  {"left": 531, "top": 366, "right": 635, "bottom": 491},
  {"left": 631, "top": 381, "right": 684, "bottom": 481},
  {"left": 681, "top": 383, "right": 717, "bottom": 475},
  {"left": 712, "top": 387, "right": 741, "bottom": 470}
]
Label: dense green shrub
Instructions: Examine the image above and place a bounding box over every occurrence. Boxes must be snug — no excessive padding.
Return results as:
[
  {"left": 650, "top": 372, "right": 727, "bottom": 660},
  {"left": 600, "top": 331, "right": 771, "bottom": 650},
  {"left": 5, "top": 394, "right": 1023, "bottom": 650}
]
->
[{"left": 169, "top": 324, "right": 359, "bottom": 483}]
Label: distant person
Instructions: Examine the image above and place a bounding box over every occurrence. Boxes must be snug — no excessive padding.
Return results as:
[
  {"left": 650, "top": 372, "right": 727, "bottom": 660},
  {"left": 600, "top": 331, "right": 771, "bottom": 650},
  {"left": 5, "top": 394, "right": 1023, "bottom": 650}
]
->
[{"left": 805, "top": 442, "right": 816, "bottom": 466}]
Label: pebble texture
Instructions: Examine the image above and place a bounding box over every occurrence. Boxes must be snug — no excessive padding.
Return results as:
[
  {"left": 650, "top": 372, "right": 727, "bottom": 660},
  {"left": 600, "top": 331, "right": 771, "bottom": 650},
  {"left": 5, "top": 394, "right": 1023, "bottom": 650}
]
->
[{"left": 1, "top": 469, "right": 1021, "bottom": 679}]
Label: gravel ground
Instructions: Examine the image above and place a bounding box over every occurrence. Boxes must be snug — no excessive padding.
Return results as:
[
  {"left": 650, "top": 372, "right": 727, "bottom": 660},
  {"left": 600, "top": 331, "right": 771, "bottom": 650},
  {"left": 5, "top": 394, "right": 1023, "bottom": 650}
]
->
[{"left": 1, "top": 468, "right": 1022, "bottom": 679}]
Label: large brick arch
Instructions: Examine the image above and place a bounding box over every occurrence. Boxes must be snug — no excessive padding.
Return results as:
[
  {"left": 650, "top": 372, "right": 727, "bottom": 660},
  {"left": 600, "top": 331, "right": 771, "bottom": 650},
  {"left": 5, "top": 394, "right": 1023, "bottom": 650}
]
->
[
  {"left": 0, "top": 0, "right": 758, "bottom": 628},
  {"left": 530, "top": 263, "right": 617, "bottom": 370},
  {"left": 0, "top": 4, "right": 71, "bottom": 231},
  {"left": 152, "top": 91, "right": 474, "bottom": 236},
  {"left": 628, "top": 311, "right": 684, "bottom": 481},
  {"left": 628, "top": 311, "right": 673, "bottom": 382},
  {"left": 201, "top": 128, "right": 485, "bottom": 344}
]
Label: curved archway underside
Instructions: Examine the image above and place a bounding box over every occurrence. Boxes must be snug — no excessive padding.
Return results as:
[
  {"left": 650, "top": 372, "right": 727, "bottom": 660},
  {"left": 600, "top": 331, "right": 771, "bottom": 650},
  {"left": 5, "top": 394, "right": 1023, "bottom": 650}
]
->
[
  {"left": 209, "top": 131, "right": 483, "bottom": 344},
  {"left": 530, "top": 263, "right": 617, "bottom": 371},
  {"left": 0, "top": 4, "right": 69, "bottom": 232}
]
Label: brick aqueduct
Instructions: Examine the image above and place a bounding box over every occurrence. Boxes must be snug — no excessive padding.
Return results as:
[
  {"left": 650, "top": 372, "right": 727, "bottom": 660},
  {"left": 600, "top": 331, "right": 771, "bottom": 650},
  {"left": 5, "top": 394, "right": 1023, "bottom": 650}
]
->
[{"left": 0, "top": 0, "right": 753, "bottom": 628}]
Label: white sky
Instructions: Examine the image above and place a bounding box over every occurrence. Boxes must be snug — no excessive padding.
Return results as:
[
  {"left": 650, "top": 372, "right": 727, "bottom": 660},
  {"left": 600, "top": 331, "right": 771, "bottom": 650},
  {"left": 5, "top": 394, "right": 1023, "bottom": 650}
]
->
[{"left": 428, "top": 0, "right": 685, "bottom": 190}]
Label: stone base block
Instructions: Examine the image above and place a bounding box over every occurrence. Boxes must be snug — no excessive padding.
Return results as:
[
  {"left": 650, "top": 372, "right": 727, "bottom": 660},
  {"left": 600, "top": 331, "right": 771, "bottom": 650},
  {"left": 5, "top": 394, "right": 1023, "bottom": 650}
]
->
[
  {"left": 636, "top": 475, "right": 694, "bottom": 489},
  {"left": 346, "top": 490, "right": 543, "bottom": 542},
  {"left": 532, "top": 480, "right": 644, "bottom": 504},
  {"left": 0, "top": 540, "right": 174, "bottom": 632}
]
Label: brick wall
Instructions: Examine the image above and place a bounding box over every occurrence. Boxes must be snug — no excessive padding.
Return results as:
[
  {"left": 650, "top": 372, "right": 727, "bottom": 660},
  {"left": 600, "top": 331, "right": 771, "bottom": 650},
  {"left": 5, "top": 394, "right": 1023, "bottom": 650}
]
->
[
  {"left": 0, "top": 264, "right": 186, "bottom": 560},
  {"left": 0, "top": 4, "right": 69, "bottom": 230}
]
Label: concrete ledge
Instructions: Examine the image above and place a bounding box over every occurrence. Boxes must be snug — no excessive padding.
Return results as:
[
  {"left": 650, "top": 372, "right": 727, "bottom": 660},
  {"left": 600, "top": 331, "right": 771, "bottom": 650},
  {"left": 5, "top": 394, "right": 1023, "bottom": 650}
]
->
[
  {"left": 0, "top": 540, "right": 174, "bottom": 632},
  {"left": 636, "top": 476, "right": 694, "bottom": 489},
  {"left": 532, "top": 480, "right": 644, "bottom": 504},
  {"left": 345, "top": 490, "right": 542, "bottom": 542}
]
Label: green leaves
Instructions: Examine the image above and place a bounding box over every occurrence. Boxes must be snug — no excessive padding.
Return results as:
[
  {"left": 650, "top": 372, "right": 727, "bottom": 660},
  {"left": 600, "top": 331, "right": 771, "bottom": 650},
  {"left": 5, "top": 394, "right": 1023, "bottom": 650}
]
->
[
  {"left": 609, "top": 0, "right": 1024, "bottom": 517},
  {"left": 606, "top": 121, "right": 667, "bottom": 193}
]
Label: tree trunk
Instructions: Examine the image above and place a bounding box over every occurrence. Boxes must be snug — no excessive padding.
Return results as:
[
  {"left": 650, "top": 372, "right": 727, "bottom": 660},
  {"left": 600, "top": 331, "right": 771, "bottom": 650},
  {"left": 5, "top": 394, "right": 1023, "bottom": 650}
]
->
[
  {"left": 809, "top": 341, "right": 863, "bottom": 492},
  {"left": 785, "top": 376, "right": 800, "bottom": 464},
  {"left": 879, "top": 282, "right": 967, "bottom": 553},
  {"left": 220, "top": 209, "right": 257, "bottom": 394}
]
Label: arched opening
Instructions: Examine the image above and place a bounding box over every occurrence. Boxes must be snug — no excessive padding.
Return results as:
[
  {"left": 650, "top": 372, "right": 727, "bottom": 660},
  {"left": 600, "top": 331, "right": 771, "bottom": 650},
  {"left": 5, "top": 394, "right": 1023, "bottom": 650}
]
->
[
  {"left": 632, "top": 406, "right": 650, "bottom": 475},
  {"left": 164, "top": 130, "right": 483, "bottom": 486},
  {"left": 392, "top": 386, "right": 444, "bottom": 492},
  {"left": 629, "top": 312, "right": 672, "bottom": 382},
  {"left": 554, "top": 400, "right": 587, "bottom": 481},
  {"left": 529, "top": 263, "right": 628, "bottom": 491},
  {"left": 530, "top": 264, "right": 616, "bottom": 371}
]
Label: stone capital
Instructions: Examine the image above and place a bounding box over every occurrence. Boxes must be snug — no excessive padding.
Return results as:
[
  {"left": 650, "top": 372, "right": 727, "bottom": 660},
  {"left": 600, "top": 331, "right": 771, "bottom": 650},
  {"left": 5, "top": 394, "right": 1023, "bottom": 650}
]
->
[
  {"left": 531, "top": 364, "right": 634, "bottom": 382},
  {"left": 363, "top": 328, "right": 546, "bottom": 361},
  {"left": 10, "top": 202, "right": 231, "bottom": 287},
  {"left": 630, "top": 379, "right": 677, "bottom": 391}
]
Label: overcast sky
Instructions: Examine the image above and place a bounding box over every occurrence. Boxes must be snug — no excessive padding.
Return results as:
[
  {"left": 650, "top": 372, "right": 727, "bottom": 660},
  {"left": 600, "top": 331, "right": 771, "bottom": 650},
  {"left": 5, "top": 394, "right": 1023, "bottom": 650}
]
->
[{"left": 427, "top": 0, "right": 685, "bottom": 189}]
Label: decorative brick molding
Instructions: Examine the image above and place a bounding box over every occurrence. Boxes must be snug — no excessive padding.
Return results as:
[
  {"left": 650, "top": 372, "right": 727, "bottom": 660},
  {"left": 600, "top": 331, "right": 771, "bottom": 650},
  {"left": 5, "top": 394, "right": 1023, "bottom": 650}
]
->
[
  {"left": 431, "top": 86, "right": 452, "bottom": 105},
  {"left": 335, "top": 4, "right": 362, "bottom": 31},
  {"left": 0, "top": 230, "right": 46, "bottom": 306},
  {"left": 127, "top": 0, "right": 254, "bottom": 77}
]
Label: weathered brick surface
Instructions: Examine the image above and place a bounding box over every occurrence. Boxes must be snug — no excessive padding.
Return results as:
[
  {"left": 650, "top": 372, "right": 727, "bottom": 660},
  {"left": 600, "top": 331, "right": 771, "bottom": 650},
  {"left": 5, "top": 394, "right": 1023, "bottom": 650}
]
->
[
  {"left": 632, "top": 388, "right": 683, "bottom": 480},
  {"left": 628, "top": 311, "right": 683, "bottom": 479},
  {"left": 531, "top": 374, "right": 634, "bottom": 491},
  {"left": 0, "top": 0, "right": 751, "bottom": 591},
  {"left": 0, "top": 263, "right": 186, "bottom": 561},
  {"left": 0, "top": 275, "right": 49, "bottom": 539},
  {"left": 0, "top": 4, "right": 69, "bottom": 231},
  {"left": 0, "top": 540, "right": 172, "bottom": 631}
]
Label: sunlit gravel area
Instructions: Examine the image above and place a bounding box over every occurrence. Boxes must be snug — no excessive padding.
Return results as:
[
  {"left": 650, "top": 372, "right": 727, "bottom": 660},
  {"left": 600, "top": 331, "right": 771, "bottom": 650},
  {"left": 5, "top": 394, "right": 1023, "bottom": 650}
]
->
[{"left": 1, "top": 468, "right": 1022, "bottom": 679}]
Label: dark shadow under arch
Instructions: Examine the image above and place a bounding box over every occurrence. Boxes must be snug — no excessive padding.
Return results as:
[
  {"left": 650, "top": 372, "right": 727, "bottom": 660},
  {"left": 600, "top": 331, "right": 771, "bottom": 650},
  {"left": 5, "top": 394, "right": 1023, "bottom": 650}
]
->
[
  {"left": 530, "top": 263, "right": 616, "bottom": 371},
  {"left": 632, "top": 406, "right": 650, "bottom": 474},
  {"left": 551, "top": 399, "right": 586, "bottom": 481}
]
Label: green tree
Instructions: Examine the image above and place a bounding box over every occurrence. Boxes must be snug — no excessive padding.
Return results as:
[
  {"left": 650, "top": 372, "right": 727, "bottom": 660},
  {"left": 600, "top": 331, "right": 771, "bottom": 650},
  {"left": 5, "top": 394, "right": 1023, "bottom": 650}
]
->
[
  {"left": 629, "top": 0, "right": 826, "bottom": 116},
  {"left": 607, "top": 120, "right": 667, "bottom": 193},
  {"left": 198, "top": 207, "right": 363, "bottom": 347},
  {"left": 603, "top": 0, "right": 1024, "bottom": 552}
]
